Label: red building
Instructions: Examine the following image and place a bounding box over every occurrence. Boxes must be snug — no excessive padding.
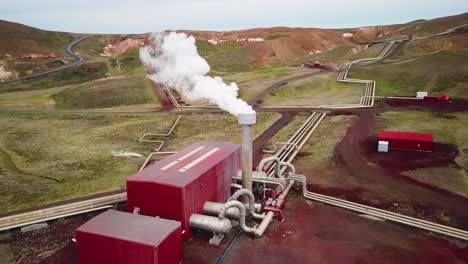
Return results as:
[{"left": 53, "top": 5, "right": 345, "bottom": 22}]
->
[
  {"left": 378, "top": 131, "right": 433, "bottom": 151},
  {"left": 76, "top": 210, "right": 182, "bottom": 264},
  {"left": 126, "top": 141, "right": 240, "bottom": 241}
]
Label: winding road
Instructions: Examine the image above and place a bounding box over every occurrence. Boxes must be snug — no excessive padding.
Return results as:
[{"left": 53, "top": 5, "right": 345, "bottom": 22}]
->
[{"left": 0, "top": 36, "right": 92, "bottom": 86}]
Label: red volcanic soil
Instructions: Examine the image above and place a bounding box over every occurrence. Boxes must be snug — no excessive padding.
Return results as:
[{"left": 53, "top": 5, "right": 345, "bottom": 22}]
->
[
  {"left": 312, "top": 112, "right": 468, "bottom": 229},
  {"left": 222, "top": 196, "right": 468, "bottom": 264},
  {"left": 363, "top": 140, "right": 459, "bottom": 172},
  {"left": 28, "top": 196, "right": 468, "bottom": 264}
]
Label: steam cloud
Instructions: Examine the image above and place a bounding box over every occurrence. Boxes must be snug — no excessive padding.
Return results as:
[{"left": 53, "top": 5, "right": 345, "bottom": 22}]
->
[{"left": 140, "top": 32, "right": 254, "bottom": 116}]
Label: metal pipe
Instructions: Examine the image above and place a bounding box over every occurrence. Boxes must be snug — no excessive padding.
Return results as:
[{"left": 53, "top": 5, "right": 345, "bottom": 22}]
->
[
  {"left": 254, "top": 211, "right": 274, "bottom": 237},
  {"left": 204, "top": 201, "right": 261, "bottom": 219},
  {"left": 189, "top": 214, "right": 233, "bottom": 234},
  {"left": 238, "top": 113, "right": 256, "bottom": 193},
  {"left": 218, "top": 200, "right": 256, "bottom": 233},
  {"left": 232, "top": 175, "right": 287, "bottom": 190},
  {"left": 257, "top": 156, "right": 281, "bottom": 177},
  {"left": 231, "top": 183, "right": 243, "bottom": 189},
  {"left": 228, "top": 189, "right": 264, "bottom": 219}
]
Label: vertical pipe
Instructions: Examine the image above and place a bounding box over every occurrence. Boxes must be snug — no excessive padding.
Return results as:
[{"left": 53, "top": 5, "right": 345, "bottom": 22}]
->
[{"left": 238, "top": 113, "right": 256, "bottom": 193}]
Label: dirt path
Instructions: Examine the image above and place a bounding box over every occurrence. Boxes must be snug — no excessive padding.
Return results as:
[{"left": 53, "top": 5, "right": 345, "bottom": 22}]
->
[
  {"left": 252, "top": 112, "right": 294, "bottom": 167},
  {"left": 322, "top": 112, "right": 468, "bottom": 229}
]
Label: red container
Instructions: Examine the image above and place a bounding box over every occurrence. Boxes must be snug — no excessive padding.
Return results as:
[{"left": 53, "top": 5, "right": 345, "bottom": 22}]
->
[
  {"left": 76, "top": 209, "right": 182, "bottom": 264},
  {"left": 423, "top": 96, "right": 440, "bottom": 102},
  {"left": 127, "top": 141, "right": 240, "bottom": 241},
  {"left": 378, "top": 131, "right": 433, "bottom": 151}
]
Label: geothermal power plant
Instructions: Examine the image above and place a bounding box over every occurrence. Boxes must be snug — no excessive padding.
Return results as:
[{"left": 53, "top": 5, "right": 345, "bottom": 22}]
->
[{"left": 75, "top": 112, "right": 298, "bottom": 263}]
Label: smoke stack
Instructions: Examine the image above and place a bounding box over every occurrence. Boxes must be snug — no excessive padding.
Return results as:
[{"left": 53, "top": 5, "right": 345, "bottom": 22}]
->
[{"left": 238, "top": 113, "right": 256, "bottom": 191}]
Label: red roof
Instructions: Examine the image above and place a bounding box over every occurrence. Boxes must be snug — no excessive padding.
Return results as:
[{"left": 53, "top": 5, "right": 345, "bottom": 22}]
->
[
  {"left": 127, "top": 141, "right": 240, "bottom": 187},
  {"left": 76, "top": 209, "right": 180, "bottom": 245},
  {"left": 378, "top": 131, "right": 433, "bottom": 142}
]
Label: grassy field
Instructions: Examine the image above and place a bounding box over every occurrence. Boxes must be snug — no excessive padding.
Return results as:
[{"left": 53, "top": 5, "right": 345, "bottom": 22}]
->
[
  {"left": 0, "top": 112, "right": 280, "bottom": 213},
  {"left": 51, "top": 74, "right": 158, "bottom": 109},
  {"left": 262, "top": 73, "right": 363, "bottom": 106},
  {"left": 263, "top": 115, "right": 309, "bottom": 152},
  {"left": 376, "top": 111, "right": 468, "bottom": 197},
  {"left": 223, "top": 66, "right": 314, "bottom": 101},
  {"left": 0, "top": 86, "right": 66, "bottom": 109},
  {"left": 294, "top": 115, "right": 356, "bottom": 172},
  {"left": 350, "top": 50, "right": 468, "bottom": 98}
]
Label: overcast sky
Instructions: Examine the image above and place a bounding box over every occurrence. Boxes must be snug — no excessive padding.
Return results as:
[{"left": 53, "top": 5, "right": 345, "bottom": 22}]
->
[{"left": 1, "top": 0, "right": 467, "bottom": 34}]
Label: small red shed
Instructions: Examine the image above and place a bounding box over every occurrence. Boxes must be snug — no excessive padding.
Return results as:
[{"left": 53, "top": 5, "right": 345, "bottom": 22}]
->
[
  {"left": 378, "top": 131, "right": 433, "bottom": 151},
  {"left": 126, "top": 141, "right": 240, "bottom": 241},
  {"left": 76, "top": 209, "right": 182, "bottom": 264}
]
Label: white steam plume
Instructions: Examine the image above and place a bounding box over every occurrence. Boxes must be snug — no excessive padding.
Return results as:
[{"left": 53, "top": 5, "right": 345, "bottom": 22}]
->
[{"left": 139, "top": 32, "right": 254, "bottom": 116}]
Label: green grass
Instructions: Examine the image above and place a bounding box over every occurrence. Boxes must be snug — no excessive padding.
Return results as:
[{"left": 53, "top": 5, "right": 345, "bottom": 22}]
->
[
  {"left": 51, "top": 74, "right": 158, "bottom": 109},
  {"left": 222, "top": 66, "right": 312, "bottom": 101},
  {"left": 294, "top": 115, "right": 356, "bottom": 172},
  {"left": 376, "top": 111, "right": 468, "bottom": 196},
  {"left": 264, "top": 115, "right": 309, "bottom": 152},
  {"left": 350, "top": 50, "right": 468, "bottom": 98},
  {"left": 402, "top": 167, "right": 468, "bottom": 198},
  {"left": 0, "top": 86, "right": 66, "bottom": 109},
  {"left": 0, "top": 112, "right": 280, "bottom": 213},
  {"left": 262, "top": 73, "right": 363, "bottom": 106}
]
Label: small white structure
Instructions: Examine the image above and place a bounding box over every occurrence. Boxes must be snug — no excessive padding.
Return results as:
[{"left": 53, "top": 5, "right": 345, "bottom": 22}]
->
[
  {"left": 416, "top": 91, "right": 428, "bottom": 98},
  {"left": 343, "top": 33, "right": 354, "bottom": 38},
  {"left": 378, "top": 141, "right": 389, "bottom": 152}
]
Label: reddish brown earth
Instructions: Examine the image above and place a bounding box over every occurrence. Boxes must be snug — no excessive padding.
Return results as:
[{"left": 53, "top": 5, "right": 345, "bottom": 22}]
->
[
  {"left": 222, "top": 196, "right": 468, "bottom": 264},
  {"left": 102, "top": 37, "right": 145, "bottom": 57},
  {"left": 29, "top": 195, "right": 468, "bottom": 264},
  {"left": 308, "top": 112, "right": 468, "bottom": 229}
]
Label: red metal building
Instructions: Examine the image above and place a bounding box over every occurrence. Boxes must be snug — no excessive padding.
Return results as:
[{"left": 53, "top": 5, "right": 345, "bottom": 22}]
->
[
  {"left": 76, "top": 209, "right": 182, "bottom": 264},
  {"left": 127, "top": 141, "right": 241, "bottom": 241},
  {"left": 378, "top": 131, "right": 433, "bottom": 151}
]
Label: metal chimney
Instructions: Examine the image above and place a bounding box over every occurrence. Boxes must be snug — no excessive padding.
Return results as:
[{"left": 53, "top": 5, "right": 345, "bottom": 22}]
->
[{"left": 238, "top": 113, "right": 256, "bottom": 192}]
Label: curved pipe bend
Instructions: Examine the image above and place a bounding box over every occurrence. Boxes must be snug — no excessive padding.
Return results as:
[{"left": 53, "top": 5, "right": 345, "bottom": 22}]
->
[
  {"left": 256, "top": 156, "right": 296, "bottom": 178},
  {"left": 228, "top": 189, "right": 264, "bottom": 219},
  {"left": 257, "top": 156, "right": 280, "bottom": 177},
  {"left": 218, "top": 200, "right": 256, "bottom": 234}
]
